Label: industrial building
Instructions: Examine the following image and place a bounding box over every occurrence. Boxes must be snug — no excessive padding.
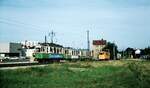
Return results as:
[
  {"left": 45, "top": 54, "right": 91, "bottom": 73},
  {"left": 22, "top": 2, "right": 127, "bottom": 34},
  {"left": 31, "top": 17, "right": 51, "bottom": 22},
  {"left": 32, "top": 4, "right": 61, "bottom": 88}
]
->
[{"left": 0, "top": 43, "right": 22, "bottom": 59}]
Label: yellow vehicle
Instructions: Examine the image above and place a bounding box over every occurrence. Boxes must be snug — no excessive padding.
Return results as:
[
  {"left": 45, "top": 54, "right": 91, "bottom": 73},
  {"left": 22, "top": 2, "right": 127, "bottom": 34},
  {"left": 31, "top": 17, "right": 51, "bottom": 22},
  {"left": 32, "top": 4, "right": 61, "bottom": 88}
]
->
[{"left": 98, "top": 51, "right": 110, "bottom": 60}]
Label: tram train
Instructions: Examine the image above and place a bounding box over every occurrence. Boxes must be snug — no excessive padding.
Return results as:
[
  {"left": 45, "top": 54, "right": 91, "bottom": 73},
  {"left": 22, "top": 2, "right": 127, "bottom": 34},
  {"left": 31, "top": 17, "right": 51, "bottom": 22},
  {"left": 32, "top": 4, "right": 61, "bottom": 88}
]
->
[
  {"left": 33, "top": 43, "right": 90, "bottom": 62},
  {"left": 98, "top": 51, "right": 110, "bottom": 60}
]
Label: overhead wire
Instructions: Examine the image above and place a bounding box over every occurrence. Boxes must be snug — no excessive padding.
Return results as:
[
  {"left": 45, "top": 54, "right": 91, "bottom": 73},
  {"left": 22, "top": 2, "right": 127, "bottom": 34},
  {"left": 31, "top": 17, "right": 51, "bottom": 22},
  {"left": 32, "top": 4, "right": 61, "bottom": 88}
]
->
[{"left": 0, "top": 17, "right": 48, "bottom": 32}]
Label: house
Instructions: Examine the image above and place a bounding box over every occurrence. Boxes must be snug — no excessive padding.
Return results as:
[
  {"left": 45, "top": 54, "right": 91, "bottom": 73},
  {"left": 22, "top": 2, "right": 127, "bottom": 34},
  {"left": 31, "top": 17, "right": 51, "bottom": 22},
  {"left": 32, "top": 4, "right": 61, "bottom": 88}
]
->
[{"left": 92, "top": 39, "right": 107, "bottom": 59}]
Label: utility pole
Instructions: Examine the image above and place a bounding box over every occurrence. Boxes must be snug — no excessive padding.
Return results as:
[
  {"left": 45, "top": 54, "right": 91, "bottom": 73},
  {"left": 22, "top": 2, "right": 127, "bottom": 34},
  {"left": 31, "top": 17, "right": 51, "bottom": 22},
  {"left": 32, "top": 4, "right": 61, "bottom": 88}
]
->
[
  {"left": 49, "top": 30, "right": 55, "bottom": 43},
  {"left": 44, "top": 35, "right": 47, "bottom": 44},
  {"left": 113, "top": 42, "right": 116, "bottom": 60}
]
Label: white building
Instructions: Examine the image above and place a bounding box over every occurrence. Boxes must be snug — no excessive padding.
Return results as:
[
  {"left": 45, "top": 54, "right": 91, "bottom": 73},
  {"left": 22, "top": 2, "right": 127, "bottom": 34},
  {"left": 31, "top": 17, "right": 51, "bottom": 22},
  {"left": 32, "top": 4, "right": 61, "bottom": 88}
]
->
[{"left": 21, "top": 40, "right": 39, "bottom": 48}]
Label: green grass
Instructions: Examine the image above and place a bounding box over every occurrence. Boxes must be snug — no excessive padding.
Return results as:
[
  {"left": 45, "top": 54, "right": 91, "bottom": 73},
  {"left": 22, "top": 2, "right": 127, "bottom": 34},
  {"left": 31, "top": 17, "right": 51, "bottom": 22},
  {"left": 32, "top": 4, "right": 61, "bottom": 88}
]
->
[{"left": 0, "top": 60, "right": 150, "bottom": 88}]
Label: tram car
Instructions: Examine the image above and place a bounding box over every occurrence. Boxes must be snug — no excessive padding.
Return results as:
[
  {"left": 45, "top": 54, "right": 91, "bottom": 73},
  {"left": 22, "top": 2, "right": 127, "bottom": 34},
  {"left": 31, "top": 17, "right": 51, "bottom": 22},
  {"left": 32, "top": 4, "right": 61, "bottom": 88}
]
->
[
  {"left": 34, "top": 53, "right": 64, "bottom": 62},
  {"left": 34, "top": 43, "right": 90, "bottom": 62},
  {"left": 98, "top": 51, "right": 110, "bottom": 60}
]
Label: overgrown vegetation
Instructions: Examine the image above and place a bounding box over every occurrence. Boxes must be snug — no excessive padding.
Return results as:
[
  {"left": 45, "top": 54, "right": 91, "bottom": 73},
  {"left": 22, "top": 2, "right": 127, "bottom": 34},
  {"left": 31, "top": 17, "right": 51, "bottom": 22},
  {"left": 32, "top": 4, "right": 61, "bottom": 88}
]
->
[
  {"left": 128, "top": 61, "right": 150, "bottom": 88},
  {"left": 0, "top": 60, "right": 150, "bottom": 88}
]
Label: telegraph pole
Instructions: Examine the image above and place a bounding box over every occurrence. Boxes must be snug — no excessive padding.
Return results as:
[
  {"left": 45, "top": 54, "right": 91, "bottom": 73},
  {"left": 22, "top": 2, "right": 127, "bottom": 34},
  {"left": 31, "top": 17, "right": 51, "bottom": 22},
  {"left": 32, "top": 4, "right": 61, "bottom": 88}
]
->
[{"left": 49, "top": 30, "right": 55, "bottom": 43}]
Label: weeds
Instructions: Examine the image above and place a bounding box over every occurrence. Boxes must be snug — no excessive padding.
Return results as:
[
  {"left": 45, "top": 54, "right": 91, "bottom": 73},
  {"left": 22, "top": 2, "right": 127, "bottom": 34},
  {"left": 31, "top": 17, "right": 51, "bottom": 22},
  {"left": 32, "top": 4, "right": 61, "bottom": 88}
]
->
[
  {"left": 128, "top": 61, "right": 150, "bottom": 88},
  {"left": 0, "top": 61, "right": 150, "bottom": 88}
]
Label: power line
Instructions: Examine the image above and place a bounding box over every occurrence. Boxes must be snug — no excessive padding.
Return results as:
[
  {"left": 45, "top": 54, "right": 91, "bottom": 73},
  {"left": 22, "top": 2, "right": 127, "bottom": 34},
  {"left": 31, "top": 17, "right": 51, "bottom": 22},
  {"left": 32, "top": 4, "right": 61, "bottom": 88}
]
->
[
  {"left": 0, "top": 17, "right": 47, "bottom": 32},
  {"left": 0, "top": 17, "right": 47, "bottom": 29},
  {"left": 0, "top": 20, "right": 43, "bottom": 33},
  {"left": 48, "top": 30, "right": 55, "bottom": 43}
]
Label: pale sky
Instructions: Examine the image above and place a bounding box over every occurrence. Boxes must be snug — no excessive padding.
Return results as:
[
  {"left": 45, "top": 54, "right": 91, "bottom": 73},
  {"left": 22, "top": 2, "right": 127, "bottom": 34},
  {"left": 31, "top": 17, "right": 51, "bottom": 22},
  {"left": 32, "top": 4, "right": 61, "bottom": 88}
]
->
[{"left": 0, "top": 0, "right": 150, "bottom": 49}]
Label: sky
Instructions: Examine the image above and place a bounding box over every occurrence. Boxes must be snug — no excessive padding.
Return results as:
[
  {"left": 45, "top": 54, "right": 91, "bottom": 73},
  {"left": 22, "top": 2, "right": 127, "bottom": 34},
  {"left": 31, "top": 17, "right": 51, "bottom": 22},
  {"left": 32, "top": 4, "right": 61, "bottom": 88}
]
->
[{"left": 0, "top": 0, "right": 150, "bottom": 50}]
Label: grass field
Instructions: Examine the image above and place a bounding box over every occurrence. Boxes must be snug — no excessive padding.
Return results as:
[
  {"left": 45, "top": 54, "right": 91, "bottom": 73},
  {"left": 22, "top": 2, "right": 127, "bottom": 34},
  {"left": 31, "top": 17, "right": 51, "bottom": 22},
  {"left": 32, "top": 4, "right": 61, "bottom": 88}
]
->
[{"left": 0, "top": 60, "right": 150, "bottom": 88}]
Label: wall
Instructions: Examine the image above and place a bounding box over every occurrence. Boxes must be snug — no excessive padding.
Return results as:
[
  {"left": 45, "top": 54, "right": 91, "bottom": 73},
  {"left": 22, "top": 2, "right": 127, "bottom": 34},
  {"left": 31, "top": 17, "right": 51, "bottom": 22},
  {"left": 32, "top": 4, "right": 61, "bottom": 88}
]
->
[
  {"left": 92, "top": 45, "right": 106, "bottom": 59},
  {"left": 9, "top": 43, "right": 22, "bottom": 53},
  {"left": 26, "top": 49, "right": 35, "bottom": 57}
]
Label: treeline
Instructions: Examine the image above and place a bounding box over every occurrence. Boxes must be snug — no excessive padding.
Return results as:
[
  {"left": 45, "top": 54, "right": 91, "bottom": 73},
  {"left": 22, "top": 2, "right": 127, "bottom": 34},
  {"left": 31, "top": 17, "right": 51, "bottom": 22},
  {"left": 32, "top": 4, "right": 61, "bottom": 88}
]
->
[
  {"left": 102, "top": 42, "right": 150, "bottom": 59},
  {"left": 120, "top": 47, "right": 150, "bottom": 59}
]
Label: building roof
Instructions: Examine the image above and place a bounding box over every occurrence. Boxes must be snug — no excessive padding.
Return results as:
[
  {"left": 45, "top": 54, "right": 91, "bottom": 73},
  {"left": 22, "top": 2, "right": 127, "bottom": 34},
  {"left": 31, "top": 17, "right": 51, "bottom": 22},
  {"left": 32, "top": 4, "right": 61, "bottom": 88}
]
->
[
  {"left": 39, "top": 43, "right": 63, "bottom": 48},
  {"left": 93, "top": 39, "right": 107, "bottom": 45}
]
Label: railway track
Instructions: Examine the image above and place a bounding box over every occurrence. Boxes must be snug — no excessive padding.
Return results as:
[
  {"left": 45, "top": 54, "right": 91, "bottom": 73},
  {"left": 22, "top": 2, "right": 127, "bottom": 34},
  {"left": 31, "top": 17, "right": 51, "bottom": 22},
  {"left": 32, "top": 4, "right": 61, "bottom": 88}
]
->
[
  {"left": 0, "top": 62, "right": 42, "bottom": 68},
  {"left": 0, "top": 60, "right": 67, "bottom": 68}
]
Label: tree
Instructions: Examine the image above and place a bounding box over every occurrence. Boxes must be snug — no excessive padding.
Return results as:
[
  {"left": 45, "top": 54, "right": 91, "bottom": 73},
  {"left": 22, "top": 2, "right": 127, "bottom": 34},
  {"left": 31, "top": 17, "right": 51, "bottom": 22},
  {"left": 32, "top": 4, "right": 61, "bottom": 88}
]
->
[
  {"left": 103, "top": 42, "right": 118, "bottom": 60},
  {"left": 125, "top": 47, "right": 135, "bottom": 58},
  {"left": 144, "top": 47, "right": 150, "bottom": 55}
]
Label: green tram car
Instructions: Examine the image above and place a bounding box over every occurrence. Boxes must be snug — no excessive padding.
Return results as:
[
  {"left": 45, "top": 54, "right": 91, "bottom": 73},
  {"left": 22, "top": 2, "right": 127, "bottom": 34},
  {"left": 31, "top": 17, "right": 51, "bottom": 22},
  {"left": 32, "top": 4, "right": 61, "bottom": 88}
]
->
[
  {"left": 34, "top": 43, "right": 90, "bottom": 62},
  {"left": 34, "top": 53, "right": 64, "bottom": 62}
]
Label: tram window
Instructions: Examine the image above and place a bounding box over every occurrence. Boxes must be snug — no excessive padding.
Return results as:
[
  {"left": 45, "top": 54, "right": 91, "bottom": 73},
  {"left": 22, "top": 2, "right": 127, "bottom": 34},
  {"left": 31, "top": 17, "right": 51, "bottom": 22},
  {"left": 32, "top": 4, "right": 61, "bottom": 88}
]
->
[
  {"left": 65, "top": 50, "right": 67, "bottom": 54},
  {"left": 100, "top": 53, "right": 103, "bottom": 55},
  {"left": 57, "top": 49, "right": 59, "bottom": 53},
  {"left": 50, "top": 47, "right": 53, "bottom": 52},
  {"left": 54, "top": 47, "right": 56, "bottom": 53}
]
